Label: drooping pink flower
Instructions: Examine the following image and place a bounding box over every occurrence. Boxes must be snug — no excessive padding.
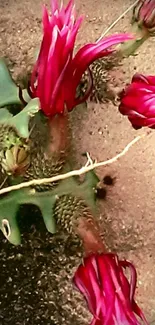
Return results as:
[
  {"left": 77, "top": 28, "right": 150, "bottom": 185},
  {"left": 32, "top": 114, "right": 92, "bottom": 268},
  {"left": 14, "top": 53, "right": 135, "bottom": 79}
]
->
[
  {"left": 30, "top": 0, "right": 133, "bottom": 117},
  {"left": 132, "top": 0, "right": 155, "bottom": 34},
  {"left": 119, "top": 73, "right": 155, "bottom": 129},
  {"left": 73, "top": 253, "right": 148, "bottom": 325}
]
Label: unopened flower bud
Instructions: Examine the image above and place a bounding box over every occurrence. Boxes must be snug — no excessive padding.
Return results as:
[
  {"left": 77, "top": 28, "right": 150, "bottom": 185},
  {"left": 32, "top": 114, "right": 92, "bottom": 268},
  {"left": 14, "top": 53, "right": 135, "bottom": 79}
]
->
[
  {"left": 115, "top": 0, "right": 155, "bottom": 58},
  {"left": 1, "top": 145, "right": 30, "bottom": 176},
  {"left": 132, "top": 0, "right": 155, "bottom": 35}
]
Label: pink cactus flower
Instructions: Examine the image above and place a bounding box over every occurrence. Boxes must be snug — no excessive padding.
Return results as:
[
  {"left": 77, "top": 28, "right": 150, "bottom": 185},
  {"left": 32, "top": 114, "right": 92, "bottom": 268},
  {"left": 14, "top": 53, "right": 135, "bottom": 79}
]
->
[
  {"left": 30, "top": 0, "right": 132, "bottom": 116},
  {"left": 73, "top": 253, "right": 148, "bottom": 325},
  {"left": 119, "top": 73, "right": 155, "bottom": 129}
]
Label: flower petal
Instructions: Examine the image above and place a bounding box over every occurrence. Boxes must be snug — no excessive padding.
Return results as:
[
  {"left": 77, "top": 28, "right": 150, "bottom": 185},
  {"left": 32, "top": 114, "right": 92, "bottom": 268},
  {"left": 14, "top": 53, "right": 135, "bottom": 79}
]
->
[
  {"left": 119, "top": 73, "right": 155, "bottom": 129},
  {"left": 73, "top": 254, "right": 148, "bottom": 325},
  {"left": 31, "top": 0, "right": 133, "bottom": 117}
]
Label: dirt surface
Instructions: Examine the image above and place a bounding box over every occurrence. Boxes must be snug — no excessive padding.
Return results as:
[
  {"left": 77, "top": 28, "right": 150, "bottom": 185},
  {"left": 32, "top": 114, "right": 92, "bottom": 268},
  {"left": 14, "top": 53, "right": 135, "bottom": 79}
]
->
[{"left": 0, "top": 0, "right": 155, "bottom": 324}]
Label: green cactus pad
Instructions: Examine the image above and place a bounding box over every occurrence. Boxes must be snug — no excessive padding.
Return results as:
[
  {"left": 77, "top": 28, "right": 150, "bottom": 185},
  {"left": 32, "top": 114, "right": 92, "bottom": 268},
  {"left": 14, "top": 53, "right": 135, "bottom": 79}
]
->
[
  {"left": 0, "top": 98, "right": 39, "bottom": 139},
  {"left": 0, "top": 171, "right": 99, "bottom": 245},
  {"left": 0, "top": 58, "right": 21, "bottom": 107}
]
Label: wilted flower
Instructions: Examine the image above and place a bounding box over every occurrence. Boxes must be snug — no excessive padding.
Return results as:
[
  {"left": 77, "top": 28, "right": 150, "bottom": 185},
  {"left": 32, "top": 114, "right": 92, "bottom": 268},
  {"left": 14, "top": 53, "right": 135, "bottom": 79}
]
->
[
  {"left": 30, "top": 0, "right": 132, "bottom": 116},
  {"left": 132, "top": 0, "right": 155, "bottom": 35},
  {"left": 119, "top": 73, "right": 155, "bottom": 129},
  {"left": 73, "top": 253, "right": 148, "bottom": 325}
]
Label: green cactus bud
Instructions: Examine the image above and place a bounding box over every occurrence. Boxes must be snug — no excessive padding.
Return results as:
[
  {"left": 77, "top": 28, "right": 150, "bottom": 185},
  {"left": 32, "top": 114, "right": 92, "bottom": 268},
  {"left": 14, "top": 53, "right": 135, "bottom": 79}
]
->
[{"left": 1, "top": 145, "right": 30, "bottom": 176}]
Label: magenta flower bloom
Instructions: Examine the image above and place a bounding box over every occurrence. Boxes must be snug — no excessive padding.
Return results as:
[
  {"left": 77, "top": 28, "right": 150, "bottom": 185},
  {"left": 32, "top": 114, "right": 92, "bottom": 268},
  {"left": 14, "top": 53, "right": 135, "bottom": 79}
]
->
[
  {"left": 133, "top": 0, "right": 155, "bottom": 34},
  {"left": 73, "top": 253, "right": 148, "bottom": 325},
  {"left": 30, "top": 0, "right": 132, "bottom": 116},
  {"left": 119, "top": 73, "right": 155, "bottom": 129}
]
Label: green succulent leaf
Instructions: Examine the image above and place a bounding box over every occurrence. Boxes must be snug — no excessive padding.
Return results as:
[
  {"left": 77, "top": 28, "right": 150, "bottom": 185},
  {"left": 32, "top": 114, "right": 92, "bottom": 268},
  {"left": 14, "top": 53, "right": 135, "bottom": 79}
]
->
[
  {"left": 0, "top": 188, "right": 57, "bottom": 245},
  {"left": 8, "top": 98, "right": 40, "bottom": 138},
  {"left": 0, "top": 171, "right": 99, "bottom": 245},
  {"left": 22, "top": 88, "right": 32, "bottom": 104},
  {"left": 0, "top": 58, "right": 21, "bottom": 107},
  {"left": 0, "top": 107, "right": 12, "bottom": 122},
  {"left": 0, "top": 199, "right": 21, "bottom": 245},
  {"left": 0, "top": 98, "right": 40, "bottom": 138}
]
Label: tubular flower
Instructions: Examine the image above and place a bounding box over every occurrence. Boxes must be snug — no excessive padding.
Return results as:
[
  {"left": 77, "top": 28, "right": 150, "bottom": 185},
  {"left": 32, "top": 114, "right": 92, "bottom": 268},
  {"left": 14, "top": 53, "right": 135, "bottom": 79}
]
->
[
  {"left": 119, "top": 73, "right": 155, "bottom": 129},
  {"left": 73, "top": 253, "right": 148, "bottom": 325},
  {"left": 132, "top": 0, "right": 155, "bottom": 35},
  {"left": 30, "top": 0, "right": 132, "bottom": 116}
]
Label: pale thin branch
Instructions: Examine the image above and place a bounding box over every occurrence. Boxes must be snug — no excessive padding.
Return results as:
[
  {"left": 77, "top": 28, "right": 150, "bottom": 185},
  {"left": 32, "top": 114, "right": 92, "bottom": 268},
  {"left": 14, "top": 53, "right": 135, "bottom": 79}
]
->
[
  {"left": 0, "top": 135, "right": 144, "bottom": 196},
  {"left": 0, "top": 176, "right": 8, "bottom": 189},
  {"left": 97, "top": 0, "right": 139, "bottom": 42}
]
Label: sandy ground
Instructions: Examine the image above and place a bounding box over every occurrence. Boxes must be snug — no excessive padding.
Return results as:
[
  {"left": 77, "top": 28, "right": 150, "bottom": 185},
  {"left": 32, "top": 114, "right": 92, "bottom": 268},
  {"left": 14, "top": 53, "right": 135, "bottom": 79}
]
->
[{"left": 0, "top": 0, "right": 155, "bottom": 324}]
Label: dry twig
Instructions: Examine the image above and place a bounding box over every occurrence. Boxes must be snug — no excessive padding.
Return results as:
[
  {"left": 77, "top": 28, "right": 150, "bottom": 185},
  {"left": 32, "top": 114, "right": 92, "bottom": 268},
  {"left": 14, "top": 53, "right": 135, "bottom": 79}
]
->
[
  {"left": 97, "top": 0, "right": 139, "bottom": 41},
  {"left": 0, "top": 135, "right": 144, "bottom": 196}
]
